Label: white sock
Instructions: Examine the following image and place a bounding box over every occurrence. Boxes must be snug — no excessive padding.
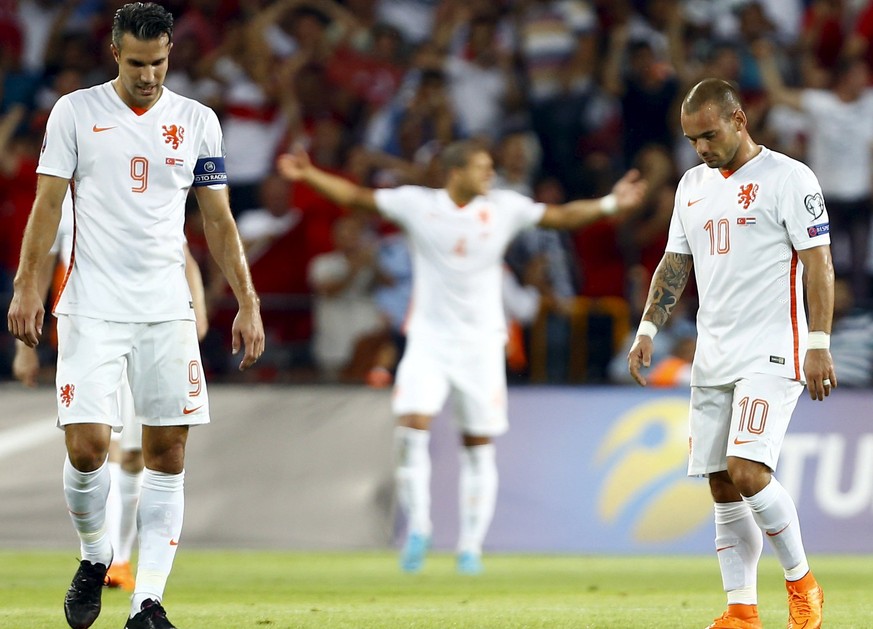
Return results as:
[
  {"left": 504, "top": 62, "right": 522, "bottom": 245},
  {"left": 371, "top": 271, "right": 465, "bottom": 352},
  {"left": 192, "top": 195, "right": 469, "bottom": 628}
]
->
[
  {"left": 743, "top": 477, "right": 809, "bottom": 580},
  {"left": 106, "top": 462, "right": 122, "bottom": 557},
  {"left": 458, "top": 443, "right": 497, "bottom": 556},
  {"left": 117, "top": 469, "right": 143, "bottom": 564},
  {"left": 63, "top": 456, "right": 113, "bottom": 565},
  {"left": 394, "top": 427, "right": 432, "bottom": 537},
  {"left": 132, "top": 469, "right": 184, "bottom": 615},
  {"left": 714, "top": 501, "right": 762, "bottom": 605}
]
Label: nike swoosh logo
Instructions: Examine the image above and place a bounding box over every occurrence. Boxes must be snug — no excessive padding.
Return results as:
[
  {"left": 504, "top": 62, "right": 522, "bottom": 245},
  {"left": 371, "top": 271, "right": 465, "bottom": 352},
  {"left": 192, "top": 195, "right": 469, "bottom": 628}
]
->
[
  {"left": 687, "top": 198, "right": 704, "bottom": 206},
  {"left": 788, "top": 615, "right": 809, "bottom": 628},
  {"left": 766, "top": 523, "right": 791, "bottom": 537},
  {"left": 169, "top": 539, "right": 179, "bottom": 546},
  {"left": 92, "top": 125, "right": 117, "bottom": 132},
  {"left": 183, "top": 405, "right": 203, "bottom": 415},
  {"left": 733, "top": 437, "right": 756, "bottom": 445}
]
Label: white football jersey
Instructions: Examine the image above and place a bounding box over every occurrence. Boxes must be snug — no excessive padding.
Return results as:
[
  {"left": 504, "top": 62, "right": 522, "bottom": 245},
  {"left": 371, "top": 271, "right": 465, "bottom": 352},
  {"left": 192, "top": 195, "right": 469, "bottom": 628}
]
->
[
  {"left": 667, "top": 147, "right": 831, "bottom": 386},
  {"left": 374, "top": 186, "right": 545, "bottom": 341},
  {"left": 38, "top": 82, "right": 227, "bottom": 322}
]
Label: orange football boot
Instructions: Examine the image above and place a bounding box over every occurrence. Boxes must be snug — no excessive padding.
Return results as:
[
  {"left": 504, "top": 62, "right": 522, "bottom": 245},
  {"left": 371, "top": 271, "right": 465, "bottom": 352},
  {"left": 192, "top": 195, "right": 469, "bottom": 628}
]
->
[
  {"left": 707, "top": 604, "right": 763, "bottom": 629},
  {"left": 106, "top": 561, "right": 136, "bottom": 592},
  {"left": 786, "top": 572, "right": 823, "bottom": 629}
]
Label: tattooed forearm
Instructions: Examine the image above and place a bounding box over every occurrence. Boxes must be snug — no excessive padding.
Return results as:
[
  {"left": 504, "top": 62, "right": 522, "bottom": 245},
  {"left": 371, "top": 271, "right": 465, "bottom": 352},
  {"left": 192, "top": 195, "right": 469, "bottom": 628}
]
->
[{"left": 643, "top": 252, "right": 693, "bottom": 328}]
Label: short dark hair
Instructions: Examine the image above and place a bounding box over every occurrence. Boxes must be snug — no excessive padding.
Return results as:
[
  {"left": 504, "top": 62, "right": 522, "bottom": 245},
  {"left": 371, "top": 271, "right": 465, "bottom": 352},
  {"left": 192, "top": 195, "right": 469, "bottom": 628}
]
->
[
  {"left": 440, "top": 139, "right": 489, "bottom": 171},
  {"left": 112, "top": 2, "right": 174, "bottom": 49},
  {"left": 682, "top": 78, "right": 742, "bottom": 119}
]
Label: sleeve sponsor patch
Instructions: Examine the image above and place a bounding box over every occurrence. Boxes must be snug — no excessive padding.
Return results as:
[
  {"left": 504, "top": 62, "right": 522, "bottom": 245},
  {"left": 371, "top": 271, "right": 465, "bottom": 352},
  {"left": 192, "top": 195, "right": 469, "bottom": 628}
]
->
[
  {"left": 807, "top": 223, "right": 829, "bottom": 238},
  {"left": 193, "top": 156, "right": 228, "bottom": 186}
]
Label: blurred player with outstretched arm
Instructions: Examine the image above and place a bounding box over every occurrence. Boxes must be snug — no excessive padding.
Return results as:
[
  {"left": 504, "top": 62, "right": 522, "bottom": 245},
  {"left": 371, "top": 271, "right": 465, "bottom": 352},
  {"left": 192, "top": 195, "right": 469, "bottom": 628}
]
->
[{"left": 277, "top": 139, "right": 645, "bottom": 575}]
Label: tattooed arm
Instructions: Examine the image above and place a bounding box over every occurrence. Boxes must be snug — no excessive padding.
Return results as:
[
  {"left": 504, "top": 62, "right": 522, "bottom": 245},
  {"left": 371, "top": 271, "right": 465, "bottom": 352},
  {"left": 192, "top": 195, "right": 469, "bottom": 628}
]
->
[
  {"left": 628, "top": 252, "right": 694, "bottom": 386},
  {"left": 640, "top": 252, "right": 693, "bottom": 326}
]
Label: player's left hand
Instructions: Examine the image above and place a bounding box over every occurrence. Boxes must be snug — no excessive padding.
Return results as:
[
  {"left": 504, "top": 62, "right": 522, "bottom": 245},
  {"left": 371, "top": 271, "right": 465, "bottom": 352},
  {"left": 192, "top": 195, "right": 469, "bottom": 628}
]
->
[
  {"left": 803, "top": 348, "right": 836, "bottom": 401},
  {"left": 232, "top": 304, "right": 265, "bottom": 371},
  {"left": 612, "top": 169, "right": 647, "bottom": 214}
]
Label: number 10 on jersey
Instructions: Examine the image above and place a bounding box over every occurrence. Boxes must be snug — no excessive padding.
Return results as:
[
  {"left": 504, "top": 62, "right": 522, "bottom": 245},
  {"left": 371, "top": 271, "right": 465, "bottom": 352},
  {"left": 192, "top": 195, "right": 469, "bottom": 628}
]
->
[{"left": 704, "top": 218, "right": 730, "bottom": 255}]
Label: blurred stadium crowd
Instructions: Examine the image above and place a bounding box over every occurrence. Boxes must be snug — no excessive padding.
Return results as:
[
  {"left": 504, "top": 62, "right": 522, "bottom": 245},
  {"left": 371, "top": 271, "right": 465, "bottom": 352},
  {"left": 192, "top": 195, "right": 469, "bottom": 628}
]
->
[{"left": 3, "top": 0, "right": 873, "bottom": 387}]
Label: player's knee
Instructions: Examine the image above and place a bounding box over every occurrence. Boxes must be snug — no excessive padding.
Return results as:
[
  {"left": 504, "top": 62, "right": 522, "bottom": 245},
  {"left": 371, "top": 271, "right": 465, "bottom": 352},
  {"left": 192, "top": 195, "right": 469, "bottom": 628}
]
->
[
  {"left": 708, "top": 471, "right": 739, "bottom": 502},
  {"left": 726, "top": 458, "right": 771, "bottom": 497},
  {"left": 462, "top": 434, "right": 492, "bottom": 447},
  {"left": 141, "top": 426, "right": 188, "bottom": 473},
  {"left": 121, "top": 449, "right": 145, "bottom": 473},
  {"left": 66, "top": 442, "right": 110, "bottom": 472},
  {"left": 399, "top": 414, "right": 431, "bottom": 431},
  {"left": 65, "top": 426, "right": 111, "bottom": 471},
  {"left": 143, "top": 447, "right": 185, "bottom": 474}
]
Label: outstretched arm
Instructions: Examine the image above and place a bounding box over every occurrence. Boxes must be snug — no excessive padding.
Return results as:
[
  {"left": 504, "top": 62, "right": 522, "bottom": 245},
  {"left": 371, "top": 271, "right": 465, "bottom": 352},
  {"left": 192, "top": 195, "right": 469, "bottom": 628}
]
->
[
  {"left": 753, "top": 39, "right": 804, "bottom": 111},
  {"left": 276, "top": 149, "right": 379, "bottom": 213},
  {"left": 537, "top": 169, "right": 646, "bottom": 230},
  {"left": 194, "top": 185, "right": 264, "bottom": 370},
  {"left": 627, "top": 252, "right": 693, "bottom": 386}
]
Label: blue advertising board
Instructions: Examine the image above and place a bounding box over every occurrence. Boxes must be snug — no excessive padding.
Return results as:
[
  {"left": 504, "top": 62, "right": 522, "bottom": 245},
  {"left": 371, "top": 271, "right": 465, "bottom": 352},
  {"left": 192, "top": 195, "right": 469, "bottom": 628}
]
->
[{"left": 425, "top": 387, "right": 873, "bottom": 554}]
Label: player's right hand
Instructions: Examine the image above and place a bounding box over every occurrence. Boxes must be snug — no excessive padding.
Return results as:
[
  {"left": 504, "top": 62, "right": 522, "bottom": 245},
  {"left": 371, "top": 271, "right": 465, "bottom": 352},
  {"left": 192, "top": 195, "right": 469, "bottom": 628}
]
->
[
  {"left": 276, "top": 148, "right": 311, "bottom": 182},
  {"left": 612, "top": 168, "right": 647, "bottom": 215},
  {"left": 628, "top": 335, "right": 654, "bottom": 387},
  {"left": 7, "top": 286, "right": 45, "bottom": 348}
]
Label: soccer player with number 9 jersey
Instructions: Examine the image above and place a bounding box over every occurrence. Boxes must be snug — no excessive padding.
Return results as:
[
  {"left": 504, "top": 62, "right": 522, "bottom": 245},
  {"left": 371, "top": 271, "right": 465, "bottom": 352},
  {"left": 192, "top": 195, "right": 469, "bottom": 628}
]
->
[{"left": 7, "top": 4, "right": 265, "bottom": 628}]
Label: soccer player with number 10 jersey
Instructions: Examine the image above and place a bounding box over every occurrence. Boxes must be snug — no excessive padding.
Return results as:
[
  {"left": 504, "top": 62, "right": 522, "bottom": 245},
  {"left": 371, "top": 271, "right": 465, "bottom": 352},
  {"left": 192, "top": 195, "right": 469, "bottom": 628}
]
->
[{"left": 629, "top": 79, "right": 836, "bottom": 629}]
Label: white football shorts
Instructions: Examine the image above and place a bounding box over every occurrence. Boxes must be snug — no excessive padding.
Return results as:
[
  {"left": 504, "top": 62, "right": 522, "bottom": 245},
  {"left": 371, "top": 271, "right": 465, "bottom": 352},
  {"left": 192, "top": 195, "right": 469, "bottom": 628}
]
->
[
  {"left": 112, "top": 372, "right": 142, "bottom": 451},
  {"left": 688, "top": 373, "right": 803, "bottom": 476},
  {"left": 55, "top": 315, "right": 209, "bottom": 428},
  {"left": 392, "top": 333, "right": 508, "bottom": 437}
]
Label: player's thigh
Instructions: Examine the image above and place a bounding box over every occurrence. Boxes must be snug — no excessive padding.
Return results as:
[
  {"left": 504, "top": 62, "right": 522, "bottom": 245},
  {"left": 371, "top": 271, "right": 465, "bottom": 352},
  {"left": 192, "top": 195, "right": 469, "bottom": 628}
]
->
[
  {"left": 688, "top": 384, "right": 734, "bottom": 476},
  {"left": 726, "top": 374, "right": 803, "bottom": 471},
  {"left": 392, "top": 335, "right": 450, "bottom": 417},
  {"left": 450, "top": 338, "right": 508, "bottom": 438},
  {"left": 127, "top": 320, "right": 209, "bottom": 426},
  {"left": 55, "top": 315, "right": 127, "bottom": 428}
]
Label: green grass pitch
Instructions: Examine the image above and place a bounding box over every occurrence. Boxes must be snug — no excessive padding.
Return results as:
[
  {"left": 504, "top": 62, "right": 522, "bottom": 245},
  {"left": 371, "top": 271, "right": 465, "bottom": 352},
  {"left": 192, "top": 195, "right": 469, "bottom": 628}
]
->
[{"left": 1, "top": 551, "right": 870, "bottom": 628}]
